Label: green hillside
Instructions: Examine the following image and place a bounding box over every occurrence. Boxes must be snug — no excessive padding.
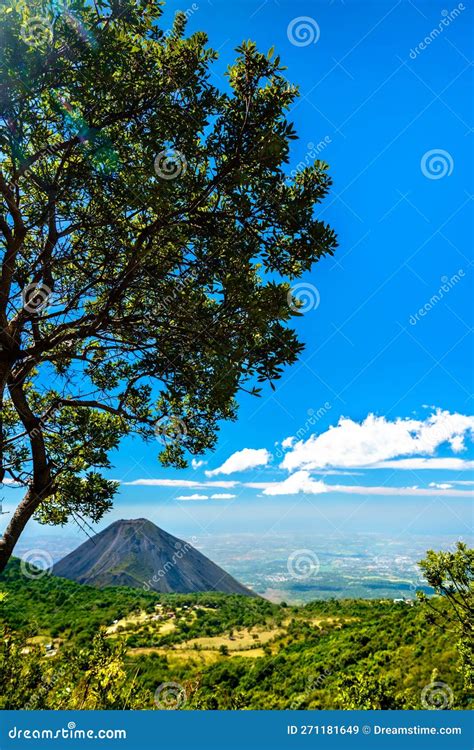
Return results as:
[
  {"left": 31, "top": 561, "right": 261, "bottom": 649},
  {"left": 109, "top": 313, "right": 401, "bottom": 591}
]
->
[{"left": 0, "top": 558, "right": 470, "bottom": 710}]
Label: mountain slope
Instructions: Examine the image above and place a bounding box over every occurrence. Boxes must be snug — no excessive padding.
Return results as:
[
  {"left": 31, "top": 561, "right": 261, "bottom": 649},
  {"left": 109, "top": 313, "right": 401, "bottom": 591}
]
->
[{"left": 53, "top": 518, "right": 256, "bottom": 596}]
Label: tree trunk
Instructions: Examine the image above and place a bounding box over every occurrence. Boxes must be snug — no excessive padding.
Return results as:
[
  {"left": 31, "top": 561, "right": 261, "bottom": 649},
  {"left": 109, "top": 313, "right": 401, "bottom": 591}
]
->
[
  {"left": 0, "top": 372, "right": 53, "bottom": 574},
  {"left": 0, "top": 485, "right": 52, "bottom": 574}
]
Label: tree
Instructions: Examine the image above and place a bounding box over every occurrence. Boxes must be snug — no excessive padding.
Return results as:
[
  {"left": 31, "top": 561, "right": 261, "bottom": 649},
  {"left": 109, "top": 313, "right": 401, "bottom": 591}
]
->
[
  {"left": 0, "top": 626, "right": 47, "bottom": 709},
  {"left": 418, "top": 542, "right": 474, "bottom": 689},
  {"left": 0, "top": 0, "right": 337, "bottom": 571},
  {"left": 0, "top": 625, "right": 145, "bottom": 709},
  {"left": 335, "top": 672, "right": 405, "bottom": 710}
]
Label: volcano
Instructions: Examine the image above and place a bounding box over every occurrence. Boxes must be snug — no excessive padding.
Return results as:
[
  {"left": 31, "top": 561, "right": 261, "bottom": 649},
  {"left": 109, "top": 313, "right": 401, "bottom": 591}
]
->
[{"left": 53, "top": 518, "right": 256, "bottom": 596}]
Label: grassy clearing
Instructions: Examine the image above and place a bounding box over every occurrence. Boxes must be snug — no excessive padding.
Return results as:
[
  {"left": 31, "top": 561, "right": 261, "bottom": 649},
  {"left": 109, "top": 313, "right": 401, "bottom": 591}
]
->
[
  {"left": 106, "top": 611, "right": 178, "bottom": 636},
  {"left": 175, "top": 626, "right": 281, "bottom": 652},
  {"left": 128, "top": 647, "right": 221, "bottom": 664},
  {"left": 27, "top": 635, "right": 51, "bottom": 645},
  {"left": 105, "top": 611, "right": 150, "bottom": 634},
  {"left": 127, "top": 645, "right": 267, "bottom": 662}
]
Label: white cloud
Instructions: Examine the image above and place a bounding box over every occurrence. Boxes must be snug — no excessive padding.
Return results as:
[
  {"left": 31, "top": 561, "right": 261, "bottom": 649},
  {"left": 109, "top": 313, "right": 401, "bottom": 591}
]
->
[
  {"left": 122, "top": 479, "right": 237, "bottom": 488},
  {"left": 280, "top": 410, "right": 474, "bottom": 471},
  {"left": 123, "top": 478, "right": 201, "bottom": 487},
  {"left": 191, "top": 459, "right": 206, "bottom": 470},
  {"left": 429, "top": 482, "right": 453, "bottom": 490},
  {"left": 312, "top": 470, "right": 364, "bottom": 476},
  {"left": 373, "top": 458, "right": 474, "bottom": 470},
  {"left": 450, "top": 435, "right": 465, "bottom": 452},
  {"left": 206, "top": 481, "right": 237, "bottom": 488},
  {"left": 176, "top": 494, "right": 208, "bottom": 500},
  {"left": 328, "top": 484, "right": 472, "bottom": 497},
  {"left": 176, "top": 492, "right": 236, "bottom": 500},
  {"left": 260, "top": 471, "right": 474, "bottom": 498},
  {"left": 262, "top": 471, "right": 327, "bottom": 496},
  {"left": 206, "top": 448, "right": 271, "bottom": 477}
]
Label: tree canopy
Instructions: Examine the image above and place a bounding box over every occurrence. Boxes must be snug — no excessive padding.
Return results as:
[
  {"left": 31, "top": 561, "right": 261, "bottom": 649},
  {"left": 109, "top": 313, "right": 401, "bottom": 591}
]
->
[
  {"left": 418, "top": 542, "right": 473, "bottom": 689},
  {"left": 0, "top": 0, "right": 337, "bottom": 570}
]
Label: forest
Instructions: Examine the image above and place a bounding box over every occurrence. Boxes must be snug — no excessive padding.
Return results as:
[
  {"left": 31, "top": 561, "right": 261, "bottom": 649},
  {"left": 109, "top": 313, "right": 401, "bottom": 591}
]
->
[{"left": 1, "top": 550, "right": 471, "bottom": 711}]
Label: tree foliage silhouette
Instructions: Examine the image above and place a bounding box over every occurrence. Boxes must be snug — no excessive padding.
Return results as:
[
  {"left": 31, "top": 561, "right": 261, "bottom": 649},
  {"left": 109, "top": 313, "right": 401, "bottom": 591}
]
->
[{"left": 0, "top": 0, "right": 337, "bottom": 570}]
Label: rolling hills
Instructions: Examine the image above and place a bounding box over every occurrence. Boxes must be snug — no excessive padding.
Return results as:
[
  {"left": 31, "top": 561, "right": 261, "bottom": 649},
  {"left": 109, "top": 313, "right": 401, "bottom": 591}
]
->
[{"left": 0, "top": 557, "right": 470, "bottom": 710}]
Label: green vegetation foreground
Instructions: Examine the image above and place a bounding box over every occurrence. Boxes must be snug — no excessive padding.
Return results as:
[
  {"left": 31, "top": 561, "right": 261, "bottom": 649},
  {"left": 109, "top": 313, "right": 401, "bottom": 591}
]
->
[{"left": 1, "top": 543, "right": 472, "bottom": 710}]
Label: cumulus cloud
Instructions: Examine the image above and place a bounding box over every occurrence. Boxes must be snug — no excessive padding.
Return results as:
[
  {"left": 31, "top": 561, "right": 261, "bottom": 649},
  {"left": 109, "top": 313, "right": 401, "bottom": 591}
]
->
[
  {"left": 280, "top": 410, "right": 474, "bottom": 471},
  {"left": 206, "top": 448, "right": 271, "bottom": 477},
  {"left": 176, "top": 494, "right": 208, "bottom": 500},
  {"left": 261, "top": 471, "right": 327, "bottom": 496},
  {"left": 450, "top": 435, "right": 466, "bottom": 452},
  {"left": 191, "top": 459, "right": 206, "bottom": 470},
  {"left": 211, "top": 493, "right": 236, "bottom": 499}
]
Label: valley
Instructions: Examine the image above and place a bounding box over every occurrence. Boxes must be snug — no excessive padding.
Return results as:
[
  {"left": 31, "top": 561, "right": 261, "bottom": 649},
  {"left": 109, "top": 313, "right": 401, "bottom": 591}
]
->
[
  {"left": 1, "top": 557, "right": 470, "bottom": 711},
  {"left": 14, "top": 528, "right": 463, "bottom": 602}
]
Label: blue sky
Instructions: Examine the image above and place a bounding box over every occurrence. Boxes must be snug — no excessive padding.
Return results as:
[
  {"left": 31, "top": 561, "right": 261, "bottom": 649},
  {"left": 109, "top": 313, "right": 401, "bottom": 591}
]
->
[{"left": 2, "top": 0, "right": 473, "bottom": 543}]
